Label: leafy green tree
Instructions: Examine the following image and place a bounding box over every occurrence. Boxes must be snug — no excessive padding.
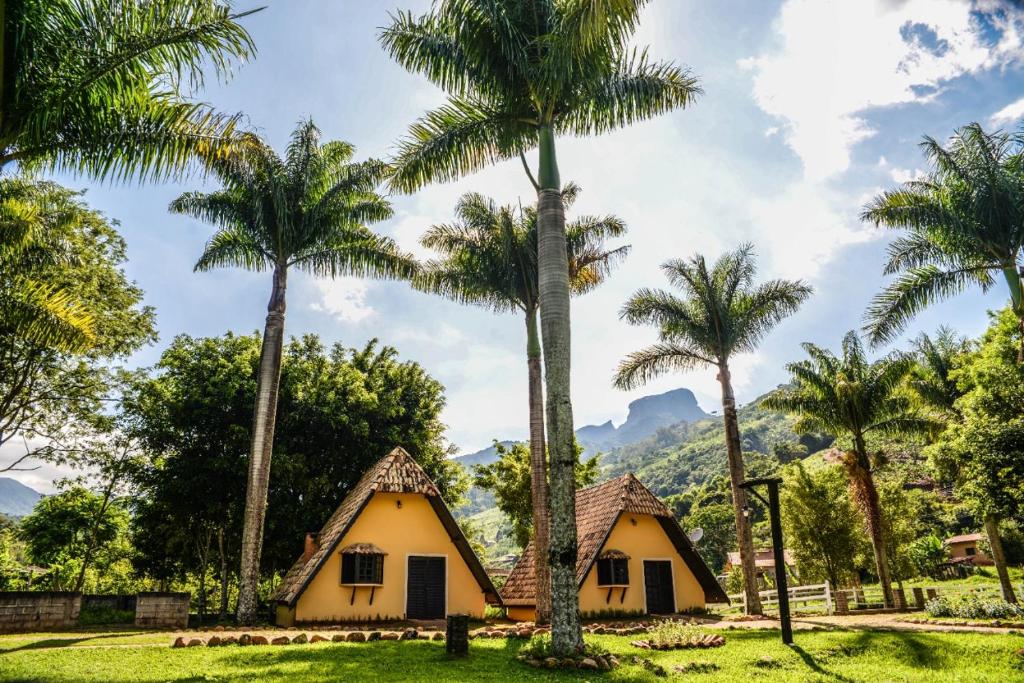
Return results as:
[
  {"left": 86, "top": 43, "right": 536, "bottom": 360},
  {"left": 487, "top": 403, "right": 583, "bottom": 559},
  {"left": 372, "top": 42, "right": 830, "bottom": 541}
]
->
[
  {"left": 381, "top": 0, "right": 699, "bottom": 653},
  {"left": 615, "top": 245, "right": 811, "bottom": 614},
  {"left": 928, "top": 307, "right": 1024, "bottom": 602},
  {"left": 680, "top": 502, "right": 735, "bottom": 575},
  {"left": 877, "top": 478, "right": 923, "bottom": 588},
  {"left": 126, "top": 332, "right": 464, "bottom": 613},
  {"left": 417, "top": 186, "right": 626, "bottom": 623},
  {"left": 18, "top": 487, "right": 130, "bottom": 591},
  {"left": 0, "top": 180, "right": 155, "bottom": 474},
  {"left": 780, "top": 462, "right": 863, "bottom": 588},
  {"left": 171, "top": 121, "right": 418, "bottom": 624},
  {"left": 473, "top": 441, "right": 597, "bottom": 550},
  {"left": 862, "top": 124, "right": 1024, "bottom": 350},
  {"left": 763, "top": 332, "right": 930, "bottom": 607},
  {"left": 1, "top": 0, "right": 258, "bottom": 181}
]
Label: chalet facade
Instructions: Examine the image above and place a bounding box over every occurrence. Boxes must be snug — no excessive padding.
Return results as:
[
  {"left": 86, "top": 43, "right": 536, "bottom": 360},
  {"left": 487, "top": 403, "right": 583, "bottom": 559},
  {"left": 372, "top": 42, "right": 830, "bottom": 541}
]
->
[
  {"left": 500, "top": 474, "right": 728, "bottom": 621},
  {"left": 273, "top": 447, "right": 500, "bottom": 625}
]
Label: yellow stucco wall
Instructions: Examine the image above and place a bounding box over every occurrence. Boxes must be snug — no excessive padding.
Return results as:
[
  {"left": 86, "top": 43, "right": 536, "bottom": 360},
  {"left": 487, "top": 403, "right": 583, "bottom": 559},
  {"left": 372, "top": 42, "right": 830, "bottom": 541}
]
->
[
  {"left": 291, "top": 492, "right": 486, "bottom": 623},
  {"left": 506, "top": 513, "right": 707, "bottom": 622},
  {"left": 578, "top": 513, "right": 705, "bottom": 616}
]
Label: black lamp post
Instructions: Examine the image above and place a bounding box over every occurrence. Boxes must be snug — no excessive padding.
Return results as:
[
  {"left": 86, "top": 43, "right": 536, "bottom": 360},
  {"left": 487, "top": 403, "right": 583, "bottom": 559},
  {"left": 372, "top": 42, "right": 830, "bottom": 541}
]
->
[{"left": 739, "top": 476, "right": 792, "bottom": 645}]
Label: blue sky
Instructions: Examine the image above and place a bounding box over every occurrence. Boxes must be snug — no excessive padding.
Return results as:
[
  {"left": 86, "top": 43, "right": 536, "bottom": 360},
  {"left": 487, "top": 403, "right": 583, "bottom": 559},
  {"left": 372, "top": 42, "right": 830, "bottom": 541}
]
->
[{"left": 7, "top": 0, "right": 1024, "bottom": 491}]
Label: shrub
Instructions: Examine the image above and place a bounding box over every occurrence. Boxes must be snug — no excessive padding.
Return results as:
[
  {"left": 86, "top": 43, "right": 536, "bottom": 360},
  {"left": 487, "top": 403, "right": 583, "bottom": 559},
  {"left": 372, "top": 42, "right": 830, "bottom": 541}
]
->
[
  {"left": 925, "top": 595, "right": 1024, "bottom": 620},
  {"left": 520, "top": 635, "right": 610, "bottom": 660},
  {"left": 78, "top": 606, "right": 135, "bottom": 626},
  {"left": 646, "top": 620, "right": 707, "bottom": 648}
]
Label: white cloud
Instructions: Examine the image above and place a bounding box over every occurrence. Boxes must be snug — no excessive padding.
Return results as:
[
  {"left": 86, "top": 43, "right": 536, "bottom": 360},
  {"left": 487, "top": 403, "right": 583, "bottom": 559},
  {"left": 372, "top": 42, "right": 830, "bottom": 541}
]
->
[
  {"left": 741, "top": 0, "right": 1024, "bottom": 180},
  {"left": 990, "top": 96, "right": 1024, "bottom": 126},
  {"left": 310, "top": 277, "right": 374, "bottom": 322}
]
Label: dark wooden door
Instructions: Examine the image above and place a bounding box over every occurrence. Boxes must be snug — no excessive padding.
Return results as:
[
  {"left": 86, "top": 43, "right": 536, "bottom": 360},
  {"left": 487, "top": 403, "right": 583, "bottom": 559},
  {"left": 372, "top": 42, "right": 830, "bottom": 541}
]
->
[
  {"left": 407, "top": 556, "right": 446, "bottom": 619},
  {"left": 643, "top": 561, "right": 675, "bottom": 614}
]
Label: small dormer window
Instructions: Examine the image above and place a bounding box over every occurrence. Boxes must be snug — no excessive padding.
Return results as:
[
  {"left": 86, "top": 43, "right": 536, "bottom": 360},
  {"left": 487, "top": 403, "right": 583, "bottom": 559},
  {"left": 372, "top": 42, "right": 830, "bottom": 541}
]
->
[
  {"left": 596, "top": 549, "right": 630, "bottom": 586},
  {"left": 340, "top": 543, "right": 386, "bottom": 585}
]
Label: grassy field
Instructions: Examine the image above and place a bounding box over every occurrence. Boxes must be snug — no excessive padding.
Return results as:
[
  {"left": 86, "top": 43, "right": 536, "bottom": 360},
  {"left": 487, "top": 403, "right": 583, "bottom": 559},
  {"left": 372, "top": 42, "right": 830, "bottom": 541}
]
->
[{"left": 0, "top": 627, "right": 1022, "bottom": 682}]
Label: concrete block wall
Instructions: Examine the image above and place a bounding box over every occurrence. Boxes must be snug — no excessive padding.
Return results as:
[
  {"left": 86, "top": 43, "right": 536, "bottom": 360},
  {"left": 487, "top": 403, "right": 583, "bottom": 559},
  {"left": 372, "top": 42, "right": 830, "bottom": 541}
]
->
[
  {"left": 134, "top": 592, "right": 189, "bottom": 629},
  {"left": 0, "top": 592, "right": 81, "bottom": 633}
]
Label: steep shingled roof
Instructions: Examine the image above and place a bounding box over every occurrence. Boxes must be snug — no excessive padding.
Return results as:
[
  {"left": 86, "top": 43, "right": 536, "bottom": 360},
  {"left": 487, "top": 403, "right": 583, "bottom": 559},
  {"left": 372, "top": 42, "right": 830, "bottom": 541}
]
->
[
  {"left": 500, "top": 473, "right": 728, "bottom": 606},
  {"left": 273, "top": 447, "right": 500, "bottom": 607}
]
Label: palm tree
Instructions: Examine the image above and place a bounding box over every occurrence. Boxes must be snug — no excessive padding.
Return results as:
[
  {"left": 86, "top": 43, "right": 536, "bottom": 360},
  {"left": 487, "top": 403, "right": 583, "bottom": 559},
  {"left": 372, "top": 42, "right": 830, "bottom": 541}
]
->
[
  {"left": 614, "top": 245, "right": 810, "bottom": 615},
  {"left": 380, "top": 1, "right": 699, "bottom": 653},
  {"left": 1, "top": 0, "right": 258, "bottom": 181},
  {"left": 862, "top": 123, "right": 1024, "bottom": 351},
  {"left": 417, "top": 184, "right": 628, "bottom": 624},
  {"left": 762, "top": 332, "right": 931, "bottom": 608},
  {"left": 908, "top": 329, "right": 1017, "bottom": 603},
  {"left": 170, "top": 120, "right": 417, "bottom": 625},
  {"left": 1, "top": 177, "right": 95, "bottom": 351}
]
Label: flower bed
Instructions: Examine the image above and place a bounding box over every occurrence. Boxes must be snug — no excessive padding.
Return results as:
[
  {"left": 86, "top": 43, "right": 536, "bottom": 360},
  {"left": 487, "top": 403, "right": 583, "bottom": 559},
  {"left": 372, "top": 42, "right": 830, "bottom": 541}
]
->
[
  {"left": 630, "top": 620, "right": 725, "bottom": 650},
  {"left": 516, "top": 636, "right": 621, "bottom": 671}
]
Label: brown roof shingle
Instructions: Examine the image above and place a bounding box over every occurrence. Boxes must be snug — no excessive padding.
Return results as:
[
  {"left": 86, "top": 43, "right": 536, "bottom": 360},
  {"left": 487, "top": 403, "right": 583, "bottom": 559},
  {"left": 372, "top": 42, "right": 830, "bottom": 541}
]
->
[
  {"left": 273, "top": 447, "right": 499, "bottom": 607},
  {"left": 500, "top": 473, "right": 728, "bottom": 606}
]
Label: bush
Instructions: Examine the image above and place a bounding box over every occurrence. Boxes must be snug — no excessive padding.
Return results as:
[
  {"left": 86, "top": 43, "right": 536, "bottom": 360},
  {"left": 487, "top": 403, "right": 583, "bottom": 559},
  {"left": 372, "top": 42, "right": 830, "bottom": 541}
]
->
[
  {"left": 646, "top": 620, "right": 708, "bottom": 648},
  {"left": 925, "top": 595, "right": 1024, "bottom": 620},
  {"left": 520, "top": 635, "right": 610, "bottom": 660},
  {"left": 78, "top": 606, "right": 135, "bottom": 626}
]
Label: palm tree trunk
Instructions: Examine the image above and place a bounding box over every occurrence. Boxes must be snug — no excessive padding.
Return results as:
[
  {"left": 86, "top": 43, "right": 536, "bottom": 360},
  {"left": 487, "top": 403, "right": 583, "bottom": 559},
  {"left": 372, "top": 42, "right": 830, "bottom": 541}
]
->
[
  {"left": 849, "top": 440, "right": 894, "bottom": 608},
  {"left": 236, "top": 264, "right": 287, "bottom": 626},
  {"left": 984, "top": 514, "right": 1017, "bottom": 604},
  {"left": 717, "top": 365, "right": 763, "bottom": 615},
  {"left": 526, "top": 307, "right": 552, "bottom": 625},
  {"left": 217, "top": 526, "right": 229, "bottom": 621},
  {"left": 535, "top": 123, "right": 583, "bottom": 655}
]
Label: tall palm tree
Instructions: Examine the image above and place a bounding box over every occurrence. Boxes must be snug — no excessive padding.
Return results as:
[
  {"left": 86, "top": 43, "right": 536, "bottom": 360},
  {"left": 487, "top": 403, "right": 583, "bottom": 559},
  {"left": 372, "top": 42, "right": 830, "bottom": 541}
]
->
[
  {"left": 417, "top": 184, "right": 628, "bottom": 624},
  {"left": 1, "top": 0, "right": 258, "bottom": 181},
  {"left": 614, "top": 245, "right": 810, "bottom": 615},
  {"left": 762, "top": 332, "right": 931, "bottom": 608},
  {"left": 862, "top": 123, "right": 1024, "bottom": 351},
  {"left": 908, "top": 329, "right": 1017, "bottom": 603},
  {"left": 170, "top": 120, "right": 417, "bottom": 625},
  {"left": 380, "top": 1, "right": 699, "bottom": 653}
]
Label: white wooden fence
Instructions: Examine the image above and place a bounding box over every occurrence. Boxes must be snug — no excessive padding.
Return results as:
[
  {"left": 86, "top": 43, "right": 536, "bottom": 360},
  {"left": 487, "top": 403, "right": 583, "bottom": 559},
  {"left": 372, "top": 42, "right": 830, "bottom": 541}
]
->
[{"left": 726, "top": 581, "right": 834, "bottom": 615}]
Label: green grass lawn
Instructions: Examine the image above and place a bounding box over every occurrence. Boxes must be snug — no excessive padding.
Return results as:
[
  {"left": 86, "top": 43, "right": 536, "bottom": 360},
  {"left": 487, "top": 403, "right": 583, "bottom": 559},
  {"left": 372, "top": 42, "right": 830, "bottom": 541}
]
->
[{"left": 1, "top": 628, "right": 1022, "bottom": 682}]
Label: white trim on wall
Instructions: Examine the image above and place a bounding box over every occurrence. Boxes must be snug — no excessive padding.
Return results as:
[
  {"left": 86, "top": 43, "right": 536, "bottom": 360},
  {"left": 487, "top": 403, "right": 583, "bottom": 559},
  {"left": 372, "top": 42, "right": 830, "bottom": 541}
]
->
[{"left": 404, "top": 553, "right": 449, "bottom": 618}]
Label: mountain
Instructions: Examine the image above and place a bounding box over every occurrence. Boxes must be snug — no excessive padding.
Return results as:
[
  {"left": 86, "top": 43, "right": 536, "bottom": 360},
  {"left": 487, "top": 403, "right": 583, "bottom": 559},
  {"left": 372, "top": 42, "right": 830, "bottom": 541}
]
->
[
  {"left": 0, "top": 478, "right": 43, "bottom": 518},
  {"left": 577, "top": 388, "right": 710, "bottom": 451},
  {"left": 601, "top": 392, "right": 833, "bottom": 497},
  {"left": 454, "top": 387, "right": 710, "bottom": 470}
]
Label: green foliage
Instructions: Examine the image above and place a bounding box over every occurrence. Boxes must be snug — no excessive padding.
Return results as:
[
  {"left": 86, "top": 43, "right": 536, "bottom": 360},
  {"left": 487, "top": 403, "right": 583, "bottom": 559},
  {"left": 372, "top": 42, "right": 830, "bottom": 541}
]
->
[
  {"left": 925, "top": 595, "right": 1024, "bottom": 620},
  {"left": 17, "top": 487, "right": 134, "bottom": 592},
  {"left": 380, "top": 0, "right": 700, "bottom": 193},
  {"left": 472, "top": 441, "right": 597, "bottom": 548},
  {"left": 417, "top": 186, "right": 629, "bottom": 314},
  {"left": 780, "top": 462, "right": 863, "bottom": 587},
  {"left": 126, "top": 332, "right": 465, "bottom": 579},
  {"left": 0, "top": 179, "right": 155, "bottom": 472},
  {"left": 862, "top": 124, "right": 1024, "bottom": 346},
  {"left": 77, "top": 607, "right": 135, "bottom": 626},
  {"left": 877, "top": 478, "right": 925, "bottom": 584},
  {"left": 678, "top": 501, "right": 735, "bottom": 574},
  {"left": 171, "top": 120, "right": 415, "bottom": 283},
  {"left": 615, "top": 244, "right": 811, "bottom": 389},
  {"left": 3, "top": 0, "right": 258, "bottom": 181},
  {"left": 645, "top": 621, "right": 710, "bottom": 648},
  {"left": 907, "top": 535, "right": 947, "bottom": 579},
  {"left": 928, "top": 308, "right": 1024, "bottom": 519}
]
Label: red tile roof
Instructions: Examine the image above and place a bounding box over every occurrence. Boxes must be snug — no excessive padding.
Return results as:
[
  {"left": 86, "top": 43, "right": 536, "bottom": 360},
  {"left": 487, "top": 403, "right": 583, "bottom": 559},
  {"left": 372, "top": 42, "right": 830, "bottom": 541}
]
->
[
  {"left": 500, "top": 474, "right": 727, "bottom": 606},
  {"left": 273, "top": 447, "right": 499, "bottom": 607},
  {"left": 944, "top": 532, "right": 985, "bottom": 545}
]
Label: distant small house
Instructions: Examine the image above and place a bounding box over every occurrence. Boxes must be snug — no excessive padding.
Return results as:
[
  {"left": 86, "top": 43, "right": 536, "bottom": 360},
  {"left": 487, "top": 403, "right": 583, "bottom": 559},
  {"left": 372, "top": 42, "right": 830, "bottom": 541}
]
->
[
  {"left": 724, "top": 549, "right": 797, "bottom": 587},
  {"left": 944, "top": 533, "right": 993, "bottom": 566},
  {"left": 500, "top": 474, "right": 728, "bottom": 621},
  {"left": 273, "top": 447, "right": 501, "bottom": 625}
]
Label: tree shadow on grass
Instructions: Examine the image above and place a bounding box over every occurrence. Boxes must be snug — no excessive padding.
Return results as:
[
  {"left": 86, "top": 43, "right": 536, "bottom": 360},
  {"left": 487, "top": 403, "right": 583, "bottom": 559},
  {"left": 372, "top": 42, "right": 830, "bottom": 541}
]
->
[
  {"left": 0, "top": 633, "right": 144, "bottom": 653},
  {"left": 788, "top": 645, "right": 859, "bottom": 683},
  {"left": 847, "top": 629, "right": 943, "bottom": 668},
  {"left": 218, "top": 640, "right": 589, "bottom": 682}
]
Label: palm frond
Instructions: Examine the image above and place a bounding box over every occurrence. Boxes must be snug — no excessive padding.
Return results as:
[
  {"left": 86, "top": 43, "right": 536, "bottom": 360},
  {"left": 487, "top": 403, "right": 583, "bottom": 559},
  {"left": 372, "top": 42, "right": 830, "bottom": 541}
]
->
[
  {"left": 193, "top": 226, "right": 272, "bottom": 272},
  {"left": 613, "top": 341, "right": 713, "bottom": 390},
  {"left": 864, "top": 265, "right": 995, "bottom": 347}
]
